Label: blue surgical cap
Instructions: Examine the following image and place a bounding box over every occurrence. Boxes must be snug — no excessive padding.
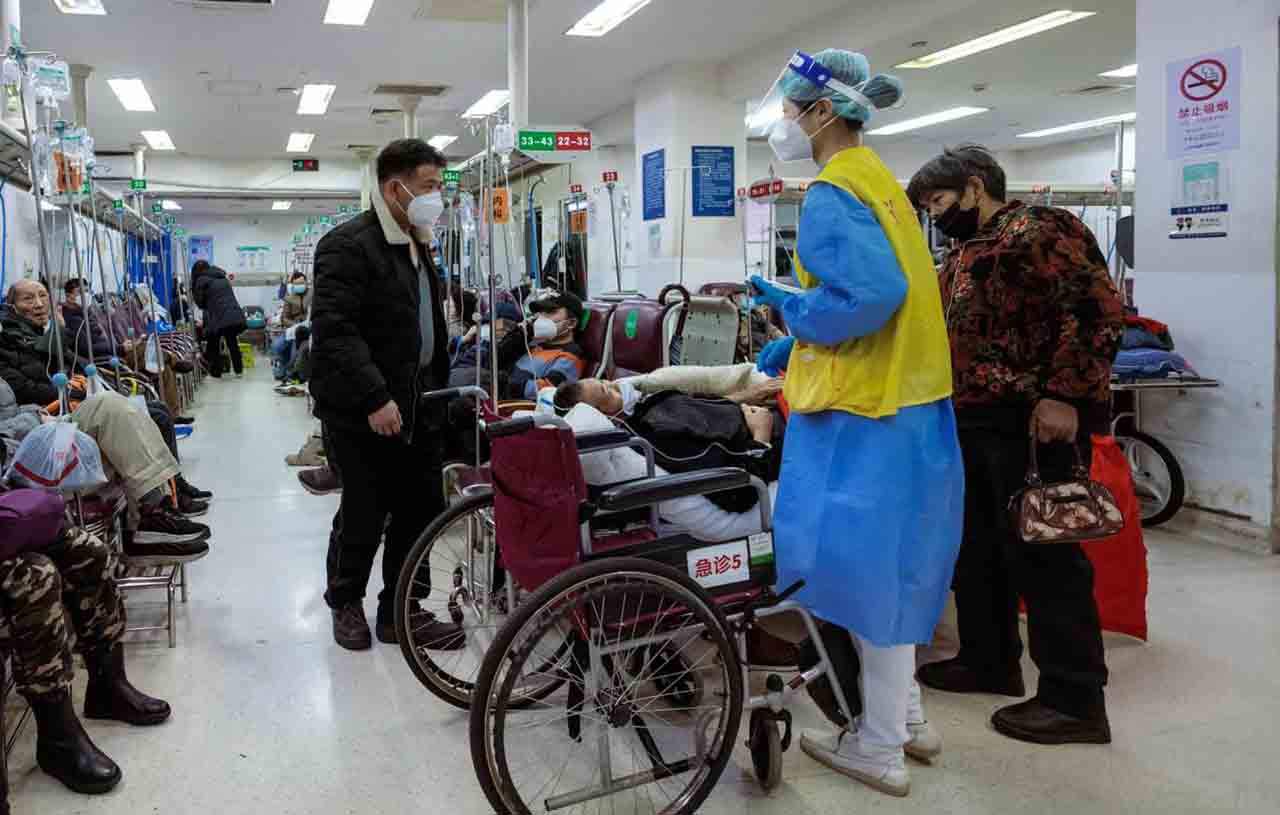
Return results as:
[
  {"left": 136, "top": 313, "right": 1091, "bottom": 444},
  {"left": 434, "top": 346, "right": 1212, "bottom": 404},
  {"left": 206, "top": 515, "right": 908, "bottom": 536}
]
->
[{"left": 779, "top": 49, "right": 903, "bottom": 124}]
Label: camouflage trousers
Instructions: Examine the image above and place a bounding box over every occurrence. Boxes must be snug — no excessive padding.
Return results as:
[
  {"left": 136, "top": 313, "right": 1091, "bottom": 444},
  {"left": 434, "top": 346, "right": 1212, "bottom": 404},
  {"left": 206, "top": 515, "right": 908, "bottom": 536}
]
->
[{"left": 0, "top": 527, "right": 126, "bottom": 699}]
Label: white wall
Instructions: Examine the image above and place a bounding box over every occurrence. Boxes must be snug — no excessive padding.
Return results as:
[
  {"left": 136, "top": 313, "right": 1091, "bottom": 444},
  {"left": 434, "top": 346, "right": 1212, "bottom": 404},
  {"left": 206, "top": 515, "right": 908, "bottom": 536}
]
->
[
  {"left": 1135, "top": 0, "right": 1280, "bottom": 528},
  {"left": 176, "top": 214, "right": 317, "bottom": 310},
  {"left": 138, "top": 155, "right": 363, "bottom": 195}
]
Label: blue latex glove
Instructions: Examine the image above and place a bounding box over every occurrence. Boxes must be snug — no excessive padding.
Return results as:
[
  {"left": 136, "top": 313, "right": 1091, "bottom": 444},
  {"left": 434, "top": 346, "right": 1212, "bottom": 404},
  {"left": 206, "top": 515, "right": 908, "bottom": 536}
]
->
[
  {"left": 757, "top": 336, "right": 795, "bottom": 376},
  {"left": 749, "top": 275, "right": 794, "bottom": 311}
]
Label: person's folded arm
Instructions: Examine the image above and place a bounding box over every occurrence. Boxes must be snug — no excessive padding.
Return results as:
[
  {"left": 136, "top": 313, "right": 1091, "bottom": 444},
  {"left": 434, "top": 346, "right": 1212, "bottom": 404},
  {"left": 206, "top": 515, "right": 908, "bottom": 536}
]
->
[{"left": 779, "top": 184, "right": 907, "bottom": 347}]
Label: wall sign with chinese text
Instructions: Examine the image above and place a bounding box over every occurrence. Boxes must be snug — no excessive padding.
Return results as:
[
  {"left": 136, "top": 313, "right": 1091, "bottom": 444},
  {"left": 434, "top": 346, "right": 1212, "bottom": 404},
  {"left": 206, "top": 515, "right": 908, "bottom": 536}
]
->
[{"left": 1167, "top": 47, "right": 1241, "bottom": 158}]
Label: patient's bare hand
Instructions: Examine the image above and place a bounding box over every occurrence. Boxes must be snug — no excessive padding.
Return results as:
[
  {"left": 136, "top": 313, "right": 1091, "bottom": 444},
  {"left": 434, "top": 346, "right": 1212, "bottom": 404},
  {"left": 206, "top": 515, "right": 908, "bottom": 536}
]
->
[
  {"left": 738, "top": 377, "right": 784, "bottom": 405},
  {"left": 741, "top": 405, "right": 774, "bottom": 443}
]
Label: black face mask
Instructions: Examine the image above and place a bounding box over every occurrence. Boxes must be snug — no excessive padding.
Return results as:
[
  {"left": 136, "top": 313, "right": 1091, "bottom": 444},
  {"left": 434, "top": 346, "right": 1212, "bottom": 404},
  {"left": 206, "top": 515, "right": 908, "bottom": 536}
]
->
[{"left": 934, "top": 201, "right": 981, "bottom": 241}]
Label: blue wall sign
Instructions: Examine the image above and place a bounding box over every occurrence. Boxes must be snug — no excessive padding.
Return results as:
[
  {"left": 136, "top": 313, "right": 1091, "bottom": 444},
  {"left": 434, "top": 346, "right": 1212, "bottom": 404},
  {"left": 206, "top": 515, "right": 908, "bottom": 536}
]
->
[
  {"left": 691, "top": 146, "right": 735, "bottom": 218},
  {"left": 643, "top": 149, "right": 666, "bottom": 221}
]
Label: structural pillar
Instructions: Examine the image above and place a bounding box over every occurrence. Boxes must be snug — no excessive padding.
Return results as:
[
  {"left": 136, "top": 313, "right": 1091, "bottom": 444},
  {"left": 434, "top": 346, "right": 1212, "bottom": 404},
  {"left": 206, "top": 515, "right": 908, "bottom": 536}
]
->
[
  {"left": 70, "top": 63, "right": 92, "bottom": 127},
  {"left": 507, "top": 0, "right": 528, "bottom": 129},
  {"left": 131, "top": 143, "right": 146, "bottom": 179},
  {"left": 398, "top": 95, "right": 421, "bottom": 139},
  {"left": 353, "top": 146, "right": 375, "bottom": 210}
]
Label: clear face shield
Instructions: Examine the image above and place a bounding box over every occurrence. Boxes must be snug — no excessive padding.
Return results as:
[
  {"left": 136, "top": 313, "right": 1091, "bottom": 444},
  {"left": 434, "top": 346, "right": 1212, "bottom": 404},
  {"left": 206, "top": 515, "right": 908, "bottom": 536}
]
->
[{"left": 746, "top": 51, "right": 878, "bottom": 138}]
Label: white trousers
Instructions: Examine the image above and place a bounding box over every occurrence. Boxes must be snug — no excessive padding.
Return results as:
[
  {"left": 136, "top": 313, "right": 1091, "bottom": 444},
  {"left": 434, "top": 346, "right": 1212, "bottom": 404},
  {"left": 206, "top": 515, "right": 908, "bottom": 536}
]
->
[{"left": 851, "top": 634, "right": 920, "bottom": 760}]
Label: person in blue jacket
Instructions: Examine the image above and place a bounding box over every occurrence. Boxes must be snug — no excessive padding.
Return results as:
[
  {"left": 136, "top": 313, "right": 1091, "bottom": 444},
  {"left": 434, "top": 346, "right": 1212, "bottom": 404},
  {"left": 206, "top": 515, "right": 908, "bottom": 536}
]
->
[{"left": 748, "top": 49, "right": 964, "bottom": 797}]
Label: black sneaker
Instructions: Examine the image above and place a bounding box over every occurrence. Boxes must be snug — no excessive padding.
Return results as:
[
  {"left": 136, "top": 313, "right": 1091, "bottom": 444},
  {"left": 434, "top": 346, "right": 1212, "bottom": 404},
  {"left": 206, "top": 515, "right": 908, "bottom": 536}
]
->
[
  {"left": 173, "top": 415, "right": 196, "bottom": 426},
  {"left": 176, "top": 477, "right": 213, "bottom": 501},
  {"left": 135, "top": 507, "right": 211, "bottom": 545},
  {"left": 299, "top": 466, "right": 341, "bottom": 496},
  {"left": 177, "top": 493, "right": 210, "bottom": 517},
  {"left": 332, "top": 604, "right": 372, "bottom": 651},
  {"left": 122, "top": 526, "right": 210, "bottom": 562}
]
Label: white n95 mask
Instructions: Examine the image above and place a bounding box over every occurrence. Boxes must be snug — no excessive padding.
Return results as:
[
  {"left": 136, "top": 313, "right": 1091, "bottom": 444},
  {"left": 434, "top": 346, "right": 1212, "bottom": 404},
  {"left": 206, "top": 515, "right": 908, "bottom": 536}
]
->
[
  {"left": 407, "top": 191, "right": 444, "bottom": 231},
  {"left": 532, "top": 316, "right": 559, "bottom": 342},
  {"left": 769, "top": 117, "right": 815, "bottom": 163}
]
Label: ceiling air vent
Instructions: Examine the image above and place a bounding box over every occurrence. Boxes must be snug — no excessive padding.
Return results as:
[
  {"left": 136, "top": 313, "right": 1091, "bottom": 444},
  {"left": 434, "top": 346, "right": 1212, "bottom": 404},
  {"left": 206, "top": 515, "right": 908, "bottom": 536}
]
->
[
  {"left": 172, "top": 0, "right": 273, "bottom": 9},
  {"left": 346, "top": 144, "right": 378, "bottom": 151},
  {"left": 370, "top": 107, "right": 402, "bottom": 117},
  {"left": 372, "top": 84, "right": 450, "bottom": 98},
  {"left": 1059, "top": 83, "right": 1135, "bottom": 97}
]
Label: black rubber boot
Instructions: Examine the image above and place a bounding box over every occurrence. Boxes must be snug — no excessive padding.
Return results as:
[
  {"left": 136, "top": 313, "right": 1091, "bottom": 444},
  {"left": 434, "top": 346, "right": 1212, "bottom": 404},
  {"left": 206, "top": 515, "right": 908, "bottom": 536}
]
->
[
  {"left": 32, "top": 690, "right": 122, "bottom": 795},
  {"left": 83, "top": 644, "right": 172, "bottom": 726}
]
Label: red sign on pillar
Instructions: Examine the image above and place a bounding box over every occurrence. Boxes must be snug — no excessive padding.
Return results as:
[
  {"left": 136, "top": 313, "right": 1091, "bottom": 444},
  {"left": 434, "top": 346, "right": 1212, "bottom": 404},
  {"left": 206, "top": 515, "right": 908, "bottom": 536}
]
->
[
  {"left": 602, "top": 171, "right": 619, "bottom": 183},
  {"left": 570, "top": 184, "right": 583, "bottom": 194}
]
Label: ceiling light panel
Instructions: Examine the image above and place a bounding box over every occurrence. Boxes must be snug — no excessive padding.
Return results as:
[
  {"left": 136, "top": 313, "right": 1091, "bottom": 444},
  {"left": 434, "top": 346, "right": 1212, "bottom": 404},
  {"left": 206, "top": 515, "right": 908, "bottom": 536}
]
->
[
  {"left": 298, "top": 84, "right": 336, "bottom": 116},
  {"left": 324, "top": 0, "right": 374, "bottom": 25},
  {"left": 428, "top": 134, "right": 457, "bottom": 150},
  {"left": 566, "top": 0, "right": 652, "bottom": 37},
  {"left": 1017, "top": 112, "right": 1136, "bottom": 138},
  {"left": 272, "top": 201, "right": 292, "bottom": 211},
  {"left": 140, "top": 130, "right": 175, "bottom": 150},
  {"left": 287, "top": 132, "right": 316, "bottom": 152},
  {"left": 1099, "top": 64, "right": 1138, "bottom": 78},
  {"left": 161, "top": 200, "right": 182, "bottom": 211},
  {"left": 462, "top": 90, "right": 509, "bottom": 119},
  {"left": 867, "top": 106, "right": 990, "bottom": 136},
  {"left": 897, "top": 10, "right": 1096, "bottom": 69},
  {"left": 107, "top": 78, "right": 156, "bottom": 112},
  {"left": 53, "top": 0, "right": 107, "bottom": 14}
]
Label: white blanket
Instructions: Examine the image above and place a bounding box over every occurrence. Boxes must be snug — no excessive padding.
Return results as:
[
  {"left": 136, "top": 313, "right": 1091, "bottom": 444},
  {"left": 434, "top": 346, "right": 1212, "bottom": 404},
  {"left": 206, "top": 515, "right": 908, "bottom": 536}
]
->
[{"left": 565, "top": 403, "right": 774, "bottom": 542}]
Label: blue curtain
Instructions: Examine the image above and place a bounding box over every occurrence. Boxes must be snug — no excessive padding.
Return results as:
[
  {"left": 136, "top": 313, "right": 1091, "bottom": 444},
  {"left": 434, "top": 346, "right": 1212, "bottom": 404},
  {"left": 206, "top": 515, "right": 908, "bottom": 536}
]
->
[{"left": 126, "top": 232, "right": 175, "bottom": 310}]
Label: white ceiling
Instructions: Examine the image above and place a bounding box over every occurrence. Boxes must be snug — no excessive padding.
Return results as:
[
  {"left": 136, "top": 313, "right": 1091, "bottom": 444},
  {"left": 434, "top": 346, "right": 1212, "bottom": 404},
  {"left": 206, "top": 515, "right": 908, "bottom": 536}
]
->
[{"left": 22, "top": 0, "right": 1137, "bottom": 164}]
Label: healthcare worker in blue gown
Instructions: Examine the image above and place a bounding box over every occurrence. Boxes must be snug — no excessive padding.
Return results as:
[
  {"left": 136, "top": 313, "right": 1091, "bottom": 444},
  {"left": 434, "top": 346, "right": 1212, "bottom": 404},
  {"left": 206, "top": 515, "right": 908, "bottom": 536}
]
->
[{"left": 749, "top": 49, "right": 964, "bottom": 798}]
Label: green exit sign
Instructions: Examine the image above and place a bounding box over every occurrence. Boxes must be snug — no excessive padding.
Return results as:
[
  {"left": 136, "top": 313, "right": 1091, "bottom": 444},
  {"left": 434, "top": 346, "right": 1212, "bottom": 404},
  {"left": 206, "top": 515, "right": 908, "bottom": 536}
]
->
[
  {"left": 112, "top": 200, "right": 124, "bottom": 211},
  {"left": 130, "top": 179, "right": 147, "bottom": 191},
  {"left": 293, "top": 158, "right": 320, "bottom": 172},
  {"left": 151, "top": 203, "right": 162, "bottom": 215},
  {"left": 442, "top": 170, "right": 461, "bottom": 185}
]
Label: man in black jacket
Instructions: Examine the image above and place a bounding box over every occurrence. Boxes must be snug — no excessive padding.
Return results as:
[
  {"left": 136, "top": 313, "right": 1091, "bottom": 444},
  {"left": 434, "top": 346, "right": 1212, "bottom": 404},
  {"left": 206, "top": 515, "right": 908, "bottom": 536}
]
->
[{"left": 309, "top": 138, "right": 463, "bottom": 651}]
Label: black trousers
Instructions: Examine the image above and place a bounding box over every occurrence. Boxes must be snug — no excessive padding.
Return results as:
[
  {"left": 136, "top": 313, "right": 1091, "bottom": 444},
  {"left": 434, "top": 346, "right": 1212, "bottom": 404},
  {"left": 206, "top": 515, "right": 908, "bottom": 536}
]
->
[
  {"left": 323, "top": 421, "right": 445, "bottom": 620},
  {"left": 204, "top": 328, "right": 243, "bottom": 377},
  {"left": 953, "top": 407, "right": 1108, "bottom": 718}
]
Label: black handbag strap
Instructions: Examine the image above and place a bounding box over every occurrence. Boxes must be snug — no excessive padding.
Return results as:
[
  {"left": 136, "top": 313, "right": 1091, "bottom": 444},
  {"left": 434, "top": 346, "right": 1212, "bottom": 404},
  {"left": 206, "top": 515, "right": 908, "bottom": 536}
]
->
[{"left": 1026, "top": 438, "right": 1089, "bottom": 487}]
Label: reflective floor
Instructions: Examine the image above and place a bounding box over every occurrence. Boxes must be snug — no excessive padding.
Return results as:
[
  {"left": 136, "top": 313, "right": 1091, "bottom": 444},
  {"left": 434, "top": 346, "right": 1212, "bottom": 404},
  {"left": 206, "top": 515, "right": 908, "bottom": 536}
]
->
[{"left": 7, "top": 365, "right": 1280, "bottom": 814}]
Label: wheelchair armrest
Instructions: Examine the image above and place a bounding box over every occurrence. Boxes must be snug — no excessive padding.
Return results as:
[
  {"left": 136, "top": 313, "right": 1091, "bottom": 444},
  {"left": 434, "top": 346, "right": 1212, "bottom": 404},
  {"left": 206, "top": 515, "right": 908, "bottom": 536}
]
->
[
  {"left": 421, "top": 385, "right": 489, "bottom": 404},
  {"left": 576, "top": 429, "right": 633, "bottom": 452},
  {"left": 597, "top": 468, "right": 750, "bottom": 512}
]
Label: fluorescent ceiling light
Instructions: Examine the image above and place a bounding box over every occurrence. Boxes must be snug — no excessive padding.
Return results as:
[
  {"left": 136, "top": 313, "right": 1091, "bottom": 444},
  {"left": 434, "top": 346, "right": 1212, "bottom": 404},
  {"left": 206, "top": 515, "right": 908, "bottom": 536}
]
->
[
  {"left": 140, "top": 130, "right": 175, "bottom": 150},
  {"left": 161, "top": 200, "right": 181, "bottom": 211},
  {"left": 867, "top": 106, "right": 990, "bottom": 136},
  {"left": 323, "top": 0, "right": 374, "bottom": 26},
  {"left": 897, "top": 10, "right": 1096, "bottom": 69},
  {"left": 1099, "top": 63, "right": 1138, "bottom": 78},
  {"left": 428, "top": 134, "right": 458, "bottom": 151},
  {"left": 462, "top": 90, "right": 510, "bottom": 119},
  {"left": 106, "top": 78, "right": 155, "bottom": 112},
  {"left": 53, "top": 0, "right": 107, "bottom": 14},
  {"left": 272, "top": 201, "right": 293, "bottom": 211},
  {"left": 1017, "top": 112, "right": 1136, "bottom": 138},
  {"left": 286, "top": 132, "right": 316, "bottom": 152},
  {"left": 565, "top": 0, "right": 652, "bottom": 37},
  {"left": 297, "top": 84, "right": 336, "bottom": 116}
]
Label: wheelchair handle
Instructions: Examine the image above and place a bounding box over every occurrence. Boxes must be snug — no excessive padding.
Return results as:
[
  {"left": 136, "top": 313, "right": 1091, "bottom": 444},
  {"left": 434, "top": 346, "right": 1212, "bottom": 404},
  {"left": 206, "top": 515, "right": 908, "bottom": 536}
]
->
[
  {"left": 420, "top": 386, "right": 488, "bottom": 404},
  {"left": 481, "top": 413, "right": 571, "bottom": 439}
]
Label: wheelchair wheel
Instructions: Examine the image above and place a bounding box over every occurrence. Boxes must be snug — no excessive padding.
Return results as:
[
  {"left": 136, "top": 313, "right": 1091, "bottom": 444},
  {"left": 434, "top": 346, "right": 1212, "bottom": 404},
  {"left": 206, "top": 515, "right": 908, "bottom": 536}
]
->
[
  {"left": 470, "top": 557, "right": 743, "bottom": 815},
  {"left": 394, "top": 492, "right": 568, "bottom": 710},
  {"left": 748, "top": 709, "right": 782, "bottom": 792},
  {"left": 1117, "top": 431, "right": 1185, "bottom": 527}
]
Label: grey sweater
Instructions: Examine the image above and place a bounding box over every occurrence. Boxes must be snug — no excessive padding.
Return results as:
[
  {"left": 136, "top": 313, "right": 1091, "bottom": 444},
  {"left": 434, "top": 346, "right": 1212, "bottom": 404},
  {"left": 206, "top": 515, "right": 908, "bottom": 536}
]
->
[{"left": 0, "top": 376, "right": 41, "bottom": 462}]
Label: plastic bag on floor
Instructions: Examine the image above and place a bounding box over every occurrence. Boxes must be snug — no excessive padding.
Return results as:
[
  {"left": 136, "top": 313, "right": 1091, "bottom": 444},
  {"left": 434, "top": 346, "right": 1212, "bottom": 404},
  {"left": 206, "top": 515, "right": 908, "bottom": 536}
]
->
[{"left": 3, "top": 420, "right": 108, "bottom": 493}]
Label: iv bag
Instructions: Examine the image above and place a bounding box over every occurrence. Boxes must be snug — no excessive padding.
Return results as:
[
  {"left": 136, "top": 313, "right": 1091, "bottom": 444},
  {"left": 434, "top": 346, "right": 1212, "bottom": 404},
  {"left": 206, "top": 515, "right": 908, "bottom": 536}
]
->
[{"left": 30, "top": 59, "right": 71, "bottom": 101}]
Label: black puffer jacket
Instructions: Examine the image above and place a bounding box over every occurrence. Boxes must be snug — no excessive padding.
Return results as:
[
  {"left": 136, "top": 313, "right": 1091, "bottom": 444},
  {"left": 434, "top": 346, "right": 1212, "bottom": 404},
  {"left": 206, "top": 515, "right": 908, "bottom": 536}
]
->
[
  {"left": 309, "top": 209, "right": 449, "bottom": 437},
  {"left": 0, "top": 306, "right": 70, "bottom": 406},
  {"left": 192, "top": 265, "right": 246, "bottom": 335}
]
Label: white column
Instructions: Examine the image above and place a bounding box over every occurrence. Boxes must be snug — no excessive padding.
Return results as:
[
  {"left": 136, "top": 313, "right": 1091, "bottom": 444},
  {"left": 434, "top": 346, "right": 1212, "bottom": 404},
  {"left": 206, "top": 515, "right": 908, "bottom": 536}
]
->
[
  {"left": 132, "top": 143, "right": 146, "bottom": 179},
  {"left": 1, "top": 0, "right": 21, "bottom": 130},
  {"left": 1135, "top": 0, "right": 1280, "bottom": 542},
  {"left": 399, "top": 95, "right": 421, "bottom": 139},
  {"left": 70, "top": 63, "right": 92, "bottom": 127},
  {"left": 507, "top": 0, "right": 528, "bottom": 129},
  {"left": 353, "top": 147, "right": 375, "bottom": 210}
]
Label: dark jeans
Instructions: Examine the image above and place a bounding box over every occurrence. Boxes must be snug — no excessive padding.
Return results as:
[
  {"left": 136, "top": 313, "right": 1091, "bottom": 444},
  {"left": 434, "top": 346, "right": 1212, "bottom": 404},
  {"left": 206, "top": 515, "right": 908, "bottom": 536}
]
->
[
  {"left": 322, "top": 421, "right": 446, "bottom": 621},
  {"left": 146, "top": 400, "right": 179, "bottom": 461},
  {"left": 953, "top": 406, "right": 1109, "bottom": 719},
  {"left": 205, "top": 328, "right": 243, "bottom": 377}
]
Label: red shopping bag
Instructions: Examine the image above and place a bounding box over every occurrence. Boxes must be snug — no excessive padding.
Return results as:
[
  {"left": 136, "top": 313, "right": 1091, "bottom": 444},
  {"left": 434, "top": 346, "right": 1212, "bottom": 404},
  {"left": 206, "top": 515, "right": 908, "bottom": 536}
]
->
[{"left": 1082, "top": 435, "right": 1149, "bottom": 640}]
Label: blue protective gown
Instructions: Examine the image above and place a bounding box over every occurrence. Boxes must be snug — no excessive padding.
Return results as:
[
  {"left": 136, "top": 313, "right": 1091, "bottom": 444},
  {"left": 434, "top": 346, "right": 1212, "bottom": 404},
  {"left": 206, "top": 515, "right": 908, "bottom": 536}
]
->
[{"left": 774, "top": 183, "right": 964, "bottom": 647}]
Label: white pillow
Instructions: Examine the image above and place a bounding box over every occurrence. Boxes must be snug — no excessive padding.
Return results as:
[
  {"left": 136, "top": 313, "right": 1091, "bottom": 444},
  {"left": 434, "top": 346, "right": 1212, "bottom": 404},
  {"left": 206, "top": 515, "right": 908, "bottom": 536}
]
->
[{"left": 565, "top": 403, "right": 665, "bottom": 484}]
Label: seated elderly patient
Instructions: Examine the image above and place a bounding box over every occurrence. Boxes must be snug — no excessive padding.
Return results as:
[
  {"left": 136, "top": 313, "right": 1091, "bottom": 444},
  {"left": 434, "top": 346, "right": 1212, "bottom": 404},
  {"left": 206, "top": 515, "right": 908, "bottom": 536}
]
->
[{"left": 0, "top": 523, "right": 170, "bottom": 794}]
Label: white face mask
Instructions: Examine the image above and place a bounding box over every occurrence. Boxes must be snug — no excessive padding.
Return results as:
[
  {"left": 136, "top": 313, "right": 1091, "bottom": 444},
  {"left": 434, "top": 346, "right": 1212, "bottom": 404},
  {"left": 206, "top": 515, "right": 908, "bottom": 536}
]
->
[
  {"left": 397, "top": 182, "right": 445, "bottom": 232},
  {"left": 531, "top": 316, "right": 558, "bottom": 342},
  {"left": 768, "top": 104, "right": 840, "bottom": 164},
  {"left": 616, "top": 379, "right": 641, "bottom": 415}
]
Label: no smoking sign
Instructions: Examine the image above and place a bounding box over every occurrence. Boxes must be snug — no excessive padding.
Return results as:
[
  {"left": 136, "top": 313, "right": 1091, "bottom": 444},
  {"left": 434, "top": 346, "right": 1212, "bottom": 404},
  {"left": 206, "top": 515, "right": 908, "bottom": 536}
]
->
[{"left": 1180, "top": 58, "right": 1227, "bottom": 102}]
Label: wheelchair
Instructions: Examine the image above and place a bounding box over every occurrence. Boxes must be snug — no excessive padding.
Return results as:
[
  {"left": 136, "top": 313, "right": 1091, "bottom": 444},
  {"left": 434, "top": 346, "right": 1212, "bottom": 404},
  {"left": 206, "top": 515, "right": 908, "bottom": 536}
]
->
[{"left": 395, "top": 390, "right": 856, "bottom": 811}]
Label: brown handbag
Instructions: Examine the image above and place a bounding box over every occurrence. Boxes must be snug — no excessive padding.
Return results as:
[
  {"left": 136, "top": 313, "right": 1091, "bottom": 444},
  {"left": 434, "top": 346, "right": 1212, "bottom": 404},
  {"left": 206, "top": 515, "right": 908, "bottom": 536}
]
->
[{"left": 1009, "top": 440, "right": 1125, "bottom": 544}]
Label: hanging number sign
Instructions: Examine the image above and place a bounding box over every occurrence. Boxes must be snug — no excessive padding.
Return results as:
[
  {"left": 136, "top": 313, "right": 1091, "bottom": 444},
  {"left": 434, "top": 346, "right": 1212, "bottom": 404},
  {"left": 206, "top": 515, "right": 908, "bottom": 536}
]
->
[
  {"left": 602, "top": 171, "right": 619, "bottom": 184},
  {"left": 442, "top": 170, "right": 461, "bottom": 186},
  {"left": 112, "top": 199, "right": 124, "bottom": 211},
  {"left": 151, "top": 203, "right": 162, "bottom": 215},
  {"left": 570, "top": 184, "right": 583, "bottom": 194},
  {"left": 130, "top": 179, "right": 147, "bottom": 191},
  {"left": 517, "top": 129, "right": 592, "bottom": 164}
]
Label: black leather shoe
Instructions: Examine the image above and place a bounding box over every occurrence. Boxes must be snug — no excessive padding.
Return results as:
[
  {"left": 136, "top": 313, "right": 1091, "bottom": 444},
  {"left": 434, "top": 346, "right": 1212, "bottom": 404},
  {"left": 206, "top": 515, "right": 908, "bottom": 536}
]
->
[
  {"left": 332, "top": 603, "right": 372, "bottom": 651},
  {"left": 400, "top": 611, "right": 465, "bottom": 650},
  {"left": 84, "top": 644, "right": 172, "bottom": 726},
  {"left": 917, "top": 657, "right": 1026, "bottom": 697},
  {"left": 32, "top": 690, "right": 122, "bottom": 795},
  {"left": 992, "top": 699, "right": 1112, "bottom": 745}
]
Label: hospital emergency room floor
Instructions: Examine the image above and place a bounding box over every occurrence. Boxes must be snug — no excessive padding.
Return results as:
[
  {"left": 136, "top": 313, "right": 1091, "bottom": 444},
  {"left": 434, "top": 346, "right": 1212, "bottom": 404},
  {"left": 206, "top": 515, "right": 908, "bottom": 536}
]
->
[{"left": 5, "top": 364, "right": 1280, "bottom": 815}]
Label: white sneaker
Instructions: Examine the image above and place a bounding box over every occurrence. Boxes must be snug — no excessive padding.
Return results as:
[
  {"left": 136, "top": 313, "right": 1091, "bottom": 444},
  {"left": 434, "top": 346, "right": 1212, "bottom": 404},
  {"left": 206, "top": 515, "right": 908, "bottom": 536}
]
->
[
  {"left": 905, "top": 721, "right": 942, "bottom": 761},
  {"left": 800, "top": 728, "right": 910, "bottom": 797}
]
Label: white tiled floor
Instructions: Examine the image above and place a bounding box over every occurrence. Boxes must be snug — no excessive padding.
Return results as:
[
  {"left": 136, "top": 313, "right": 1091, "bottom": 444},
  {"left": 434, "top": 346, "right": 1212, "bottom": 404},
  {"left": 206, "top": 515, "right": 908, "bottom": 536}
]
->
[{"left": 7, "top": 365, "right": 1280, "bottom": 814}]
